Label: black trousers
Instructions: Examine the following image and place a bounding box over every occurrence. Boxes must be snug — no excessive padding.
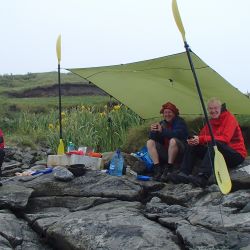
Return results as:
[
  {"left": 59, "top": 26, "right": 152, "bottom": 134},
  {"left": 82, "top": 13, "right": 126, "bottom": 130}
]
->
[
  {"left": 0, "top": 149, "right": 5, "bottom": 176},
  {"left": 180, "top": 141, "right": 244, "bottom": 177}
]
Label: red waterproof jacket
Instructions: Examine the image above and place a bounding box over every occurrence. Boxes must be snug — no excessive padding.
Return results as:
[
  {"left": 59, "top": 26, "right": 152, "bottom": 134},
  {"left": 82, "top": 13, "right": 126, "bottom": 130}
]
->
[
  {"left": 198, "top": 111, "right": 247, "bottom": 158},
  {"left": 0, "top": 129, "right": 4, "bottom": 149}
]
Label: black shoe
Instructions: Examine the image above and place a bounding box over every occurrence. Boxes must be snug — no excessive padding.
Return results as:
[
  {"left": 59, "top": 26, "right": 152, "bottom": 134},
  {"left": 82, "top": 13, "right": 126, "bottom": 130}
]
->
[
  {"left": 168, "top": 172, "right": 190, "bottom": 184},
  {"left": 188, "top": 174, "right": 208, "bottom": 188},
  {"left": 153, "top": 164, "right": 163, "bottom": 181},
  {"left": 0, "top": 181, "right": 2, "bottom": 186},
  {"left": 160, "top": 164, "right": 174, "bottom": 182}
]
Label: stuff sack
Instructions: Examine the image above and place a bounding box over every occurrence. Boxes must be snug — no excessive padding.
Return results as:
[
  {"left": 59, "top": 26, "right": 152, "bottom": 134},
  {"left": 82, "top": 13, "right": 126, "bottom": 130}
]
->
[{"left": 131, "top": 146, "right": 153, "bottom": 172}]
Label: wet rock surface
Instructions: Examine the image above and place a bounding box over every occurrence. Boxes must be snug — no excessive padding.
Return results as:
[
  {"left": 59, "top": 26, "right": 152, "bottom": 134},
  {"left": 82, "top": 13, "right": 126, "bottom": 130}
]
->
[{"left": 0, "top": 148, "right": 249, "bottom": 249}]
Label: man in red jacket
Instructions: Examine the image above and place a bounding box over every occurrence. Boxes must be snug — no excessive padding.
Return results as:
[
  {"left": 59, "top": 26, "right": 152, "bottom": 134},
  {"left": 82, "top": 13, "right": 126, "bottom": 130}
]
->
[
  {"left": 0, "top": 129, "right": 5, "bottom": 186},
  {"left": 169, "top": 97, "right": 247, "bottom": 187}
]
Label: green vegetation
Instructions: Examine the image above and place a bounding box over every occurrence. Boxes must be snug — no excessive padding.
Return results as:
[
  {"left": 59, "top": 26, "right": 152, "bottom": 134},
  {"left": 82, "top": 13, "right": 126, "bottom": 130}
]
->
[
  {"left": 1, "top": 96, "right": 109, "bottom": 114},
  {"left": 3, "top": 105, "right": 143, "bottom": 153}
]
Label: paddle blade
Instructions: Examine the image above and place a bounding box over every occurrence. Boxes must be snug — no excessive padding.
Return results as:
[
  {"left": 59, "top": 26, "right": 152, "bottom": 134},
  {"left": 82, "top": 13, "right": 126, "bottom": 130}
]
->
[
  {"left": 214, "top": 146, "right": 232, "bottom": 194},
  {"left": 172, "top": 0, "right": 186, "bottom": 42},
  {"left": 56, "top": 34, "right": 61, "bottom": 64},
  {"left": 57, "top": 139, "right": 65, "bottom": 155}
]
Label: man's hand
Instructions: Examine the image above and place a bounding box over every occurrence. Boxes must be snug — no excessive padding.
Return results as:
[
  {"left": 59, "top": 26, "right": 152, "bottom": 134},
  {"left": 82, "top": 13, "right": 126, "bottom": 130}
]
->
[
  {"left": 187, "top": 135, "right": 199, "bottom": 146},
  {"left": 150, "top": 123, "right": 162, "bottom": 132}
]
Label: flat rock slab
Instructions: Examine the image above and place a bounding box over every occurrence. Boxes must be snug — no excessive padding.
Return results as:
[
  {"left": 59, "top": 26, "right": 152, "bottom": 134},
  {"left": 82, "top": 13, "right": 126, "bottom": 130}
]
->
[
  {"left": 46, "top": 200, "right": 180, "bottom": 250},
  {"left": 0, "top": 209, "right": 52, "bottom": 249},
  {"left": 0, "top": 185, "right": 33, "bottom": 209}
]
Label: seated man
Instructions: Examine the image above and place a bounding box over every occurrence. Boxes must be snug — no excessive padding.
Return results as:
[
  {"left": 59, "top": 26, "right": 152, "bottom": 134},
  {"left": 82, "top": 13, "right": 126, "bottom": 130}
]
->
[
  {"left": 147, "top": 102, "right": 188, "bottom": 181},
  {"left": 0, "top": 128, "right": 5, "bottom": 186},
  {"left": 169, "top": 97, "right": 247, "bottom": 187}
]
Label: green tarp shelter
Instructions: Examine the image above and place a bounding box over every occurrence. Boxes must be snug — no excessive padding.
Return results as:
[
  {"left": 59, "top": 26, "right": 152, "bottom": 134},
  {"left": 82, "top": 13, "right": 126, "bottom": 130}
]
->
[{"left": 68, "top": 52, "right": 250, "bottom": 119}]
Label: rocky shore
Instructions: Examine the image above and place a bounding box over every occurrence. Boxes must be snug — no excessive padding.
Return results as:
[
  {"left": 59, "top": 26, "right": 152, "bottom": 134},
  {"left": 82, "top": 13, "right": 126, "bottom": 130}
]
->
[{"left": 0, "top": 147, "right": 250, "bottom": 249}]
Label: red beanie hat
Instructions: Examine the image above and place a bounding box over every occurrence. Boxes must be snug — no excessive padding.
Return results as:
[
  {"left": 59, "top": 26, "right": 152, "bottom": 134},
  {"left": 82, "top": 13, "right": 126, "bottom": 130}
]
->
[{"left": 160, "top": 102, "right": 179, "bottom": 115}]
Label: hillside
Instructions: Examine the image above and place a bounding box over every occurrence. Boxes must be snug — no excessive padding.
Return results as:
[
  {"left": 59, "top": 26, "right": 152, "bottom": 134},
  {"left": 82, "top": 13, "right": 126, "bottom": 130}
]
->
[
  {"left": 0, "top": 72, "right": 107, "bottom": 97},
  {"left": 0, "top": 72, "right": 109, "bottom": 114}
]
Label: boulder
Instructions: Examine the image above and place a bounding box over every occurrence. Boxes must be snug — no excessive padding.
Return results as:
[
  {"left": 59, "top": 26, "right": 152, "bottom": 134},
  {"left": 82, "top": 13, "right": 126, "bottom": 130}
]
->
[
  {"left": 231, "top": 158, "right": 250, "bottom": 190},
  {"left": 53, "top": 166, "right": 74, "bottom": 182}
]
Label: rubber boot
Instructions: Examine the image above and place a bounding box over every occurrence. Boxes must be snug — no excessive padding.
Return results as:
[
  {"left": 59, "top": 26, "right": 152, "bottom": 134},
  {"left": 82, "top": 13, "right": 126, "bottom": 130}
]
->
[
  {"left": 161, "top": 163, "right": 174, "bottom": 182},
  {"left": 153, "top": 164, "right": 163, "bottom": 181}
]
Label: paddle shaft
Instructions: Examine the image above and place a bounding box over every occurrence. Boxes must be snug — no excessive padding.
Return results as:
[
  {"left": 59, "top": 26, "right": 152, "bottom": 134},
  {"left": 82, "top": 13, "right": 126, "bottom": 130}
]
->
[
  {"left": 58, "top": 63, "right": 62, "bottom": 139},
  {"left": 183, "top": 41, "right": 216, "bottom": 146}
]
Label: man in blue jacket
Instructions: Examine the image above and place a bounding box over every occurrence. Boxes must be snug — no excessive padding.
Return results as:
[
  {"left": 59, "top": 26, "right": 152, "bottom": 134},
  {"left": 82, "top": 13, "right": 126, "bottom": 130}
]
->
[{"left": 147, "top": 102, "right": 188, "bottom": 181}]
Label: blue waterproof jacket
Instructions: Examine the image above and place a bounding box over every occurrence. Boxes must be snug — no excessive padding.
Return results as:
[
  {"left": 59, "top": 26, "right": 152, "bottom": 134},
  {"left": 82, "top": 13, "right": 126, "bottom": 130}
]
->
[{"left": 149, "top": 116, "right": 188, "bottom": 144}]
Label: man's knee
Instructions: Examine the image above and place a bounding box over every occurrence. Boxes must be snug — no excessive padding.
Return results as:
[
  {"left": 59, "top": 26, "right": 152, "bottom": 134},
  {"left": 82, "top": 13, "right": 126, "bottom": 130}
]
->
[
  {"left": 169, "top": 138, "right": 178, "bottom": 147},
  {"left": 147, "top": 139, "right": 156, "bottom": 148},
  {"left": 169, "top": 138, "right": 185, "bottom": 153}
]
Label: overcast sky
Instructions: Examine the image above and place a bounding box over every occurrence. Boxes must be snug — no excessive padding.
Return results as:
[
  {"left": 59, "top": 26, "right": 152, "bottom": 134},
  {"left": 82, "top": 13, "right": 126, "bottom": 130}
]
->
[{"left": 1, "top": 0, "right": 249, "bottom": 93}]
